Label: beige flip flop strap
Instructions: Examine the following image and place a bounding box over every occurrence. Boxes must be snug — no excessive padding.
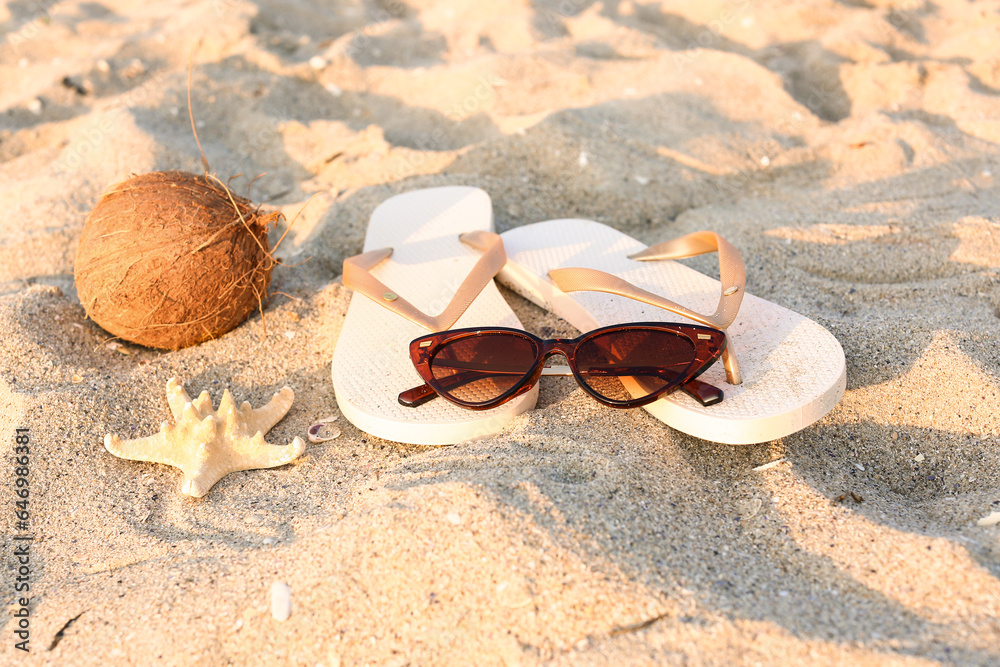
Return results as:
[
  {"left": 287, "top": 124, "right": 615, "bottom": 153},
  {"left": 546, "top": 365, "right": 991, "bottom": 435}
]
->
[
  {"left": 628, "top": 231, "right": 746, "bottom": 328},
  {"left": 342, "top": 230, "right": 506, "bottom": 333},
  {"left": 547, "top": 231, "right": 746, "bottom": 385}
]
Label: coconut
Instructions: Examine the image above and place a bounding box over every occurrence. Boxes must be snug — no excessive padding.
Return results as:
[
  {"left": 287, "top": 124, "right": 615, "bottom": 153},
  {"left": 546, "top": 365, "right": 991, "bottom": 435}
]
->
[{"left": 74, "top": 170, "right": 282, "bottom": 350}]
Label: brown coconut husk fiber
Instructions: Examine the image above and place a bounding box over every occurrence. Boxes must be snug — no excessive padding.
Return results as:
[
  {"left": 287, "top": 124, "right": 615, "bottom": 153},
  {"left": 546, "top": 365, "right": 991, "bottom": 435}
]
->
[{"left": 74, "top": 170, "right": 282, "bottom": 349}]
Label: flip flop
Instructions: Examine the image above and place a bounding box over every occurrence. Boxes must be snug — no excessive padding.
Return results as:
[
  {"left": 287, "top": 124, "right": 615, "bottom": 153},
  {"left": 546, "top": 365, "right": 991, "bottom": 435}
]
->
[
  {"left": 332, "top": 187, "right": 537, "bottom": 445},
  {"left": 497, "top": 219, "right": 846, "bottom": 444}
]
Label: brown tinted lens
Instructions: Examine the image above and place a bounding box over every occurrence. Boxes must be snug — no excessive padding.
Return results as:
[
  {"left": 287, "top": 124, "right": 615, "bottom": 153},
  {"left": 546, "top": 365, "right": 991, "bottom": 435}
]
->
[
  {"left": 429, "top": 333, "right": 538, "bottom": 406},
  {"left": 574, "top": 328, "right": 696, "bottom": 403}
]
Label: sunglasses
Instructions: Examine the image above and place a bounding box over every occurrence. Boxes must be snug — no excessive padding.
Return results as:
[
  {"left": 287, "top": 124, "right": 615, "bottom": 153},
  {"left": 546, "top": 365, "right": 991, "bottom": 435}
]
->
[{"left": 398, "top": 323, "right": 728, "bottom": 411}]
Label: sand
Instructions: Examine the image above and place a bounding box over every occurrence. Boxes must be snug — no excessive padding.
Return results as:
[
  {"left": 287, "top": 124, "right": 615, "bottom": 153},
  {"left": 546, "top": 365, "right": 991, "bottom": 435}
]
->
[{"left": 2, "top": 0, "right": 1000, "bottom": 664}]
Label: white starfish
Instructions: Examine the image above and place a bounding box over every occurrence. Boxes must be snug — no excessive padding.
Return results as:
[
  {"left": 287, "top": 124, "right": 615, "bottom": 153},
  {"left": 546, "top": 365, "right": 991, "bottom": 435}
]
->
[{"left": 105, "top": 377, "right": 306, "bottom": 498}]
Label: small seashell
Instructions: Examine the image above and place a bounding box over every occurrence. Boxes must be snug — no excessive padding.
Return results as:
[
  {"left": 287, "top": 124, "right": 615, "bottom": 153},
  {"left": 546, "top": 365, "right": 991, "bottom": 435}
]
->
[
  {"left": 71, "top": 375, "right": 83, "bottom": 384},
  {"left": 270, "top": 581, "right": 292, "bottom": 621},
  {"left": 977, "top": 512, "right": 1000, "bottom": 527},
  {"left": 122, "top": 58, "right": 145, "bottom": 78},
  {"left": 752, "top": 457, "right": 786, "bottom": 472},
  {"left": 738, "top": 497, "right": 762, "bottom": 518},
  {"left": 914, "top": 453, "right": 924, "bottom": 462},
  {"left": 308, "top": 422, "right": 341, "bottom": 443}
]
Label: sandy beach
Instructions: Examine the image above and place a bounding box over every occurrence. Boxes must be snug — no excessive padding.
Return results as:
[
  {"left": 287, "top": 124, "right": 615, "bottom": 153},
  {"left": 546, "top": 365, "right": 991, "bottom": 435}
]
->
[{"left": 2, "top": 0, "right": 1000, "bottom": 664}]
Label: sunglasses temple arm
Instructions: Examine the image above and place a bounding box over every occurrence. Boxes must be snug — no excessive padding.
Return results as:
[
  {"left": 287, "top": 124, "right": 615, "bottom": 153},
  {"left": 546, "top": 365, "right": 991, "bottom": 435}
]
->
[
  {"left": 398, "top": 383, "right": 438, "bottom": 408},
  {"left": 581, "top": 367, "right": 725, "bottom": 406},
  {"left": 681, "top": 377, "right": 724, "bottom": 406},
  {"left": 398, "top": 368, "right": 531, "bottom": 408}
]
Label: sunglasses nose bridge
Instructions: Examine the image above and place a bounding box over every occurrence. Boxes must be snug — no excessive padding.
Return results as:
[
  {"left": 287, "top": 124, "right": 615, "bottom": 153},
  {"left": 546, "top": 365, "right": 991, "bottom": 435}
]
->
[{"left": 538, "top": 338, "right": 576, "bottom": 363}]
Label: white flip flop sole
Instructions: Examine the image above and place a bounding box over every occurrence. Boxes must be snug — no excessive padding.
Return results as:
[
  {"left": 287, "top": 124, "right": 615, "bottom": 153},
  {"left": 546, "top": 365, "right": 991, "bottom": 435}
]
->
[
  {"left": 498, "top": 219, "right": 846, "bottom": 444},
  {"left": 332, "top": 187, "right": 537, "bottom": 445}
]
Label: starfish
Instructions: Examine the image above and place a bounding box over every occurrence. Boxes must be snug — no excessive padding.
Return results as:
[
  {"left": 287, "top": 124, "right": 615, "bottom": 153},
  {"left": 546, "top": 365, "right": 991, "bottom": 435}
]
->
[{"left": 105, "top": 377, "right": 306, "bottom": 498}]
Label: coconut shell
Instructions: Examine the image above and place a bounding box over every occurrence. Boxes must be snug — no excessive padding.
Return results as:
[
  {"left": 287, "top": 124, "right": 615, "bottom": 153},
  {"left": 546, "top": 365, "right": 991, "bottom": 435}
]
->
[{"left": 74, "top": 171, "right": 279, "bottom": 349}]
